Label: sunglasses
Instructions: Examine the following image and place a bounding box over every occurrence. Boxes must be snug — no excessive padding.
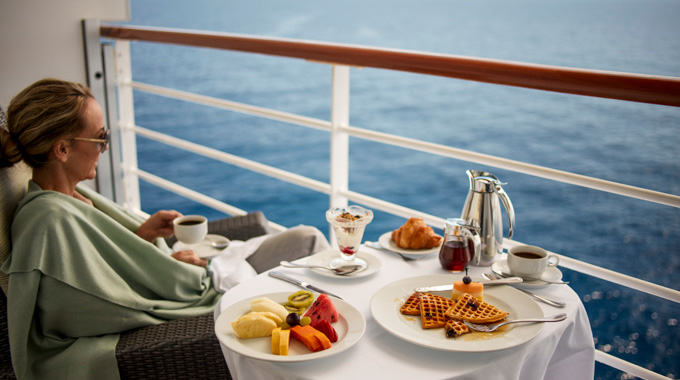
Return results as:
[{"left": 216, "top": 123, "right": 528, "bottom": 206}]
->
[{"left": 73, "top": 130, "right": 110, "bottom": 153}]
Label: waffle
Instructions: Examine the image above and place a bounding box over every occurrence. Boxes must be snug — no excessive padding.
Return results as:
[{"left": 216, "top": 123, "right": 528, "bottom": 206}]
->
[
  {"left": 419, "top": 293, "right": 454, "bottom": 329},
  {"left": 445, "top": 293, "right": 508, "bottom": 324},
  {"left": 400, "top": 292, "right": 422, "bottom": 316},
  {"left": 444, "top": 319, "right": 470, "bottom": 338}
]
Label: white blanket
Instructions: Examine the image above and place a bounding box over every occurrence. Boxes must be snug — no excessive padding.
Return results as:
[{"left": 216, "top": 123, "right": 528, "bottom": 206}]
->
[{"left": 208, "top": 235, "right": 269, "bottom": 293}]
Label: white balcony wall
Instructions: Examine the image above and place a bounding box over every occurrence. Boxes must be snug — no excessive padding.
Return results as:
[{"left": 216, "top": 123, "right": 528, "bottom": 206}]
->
[{"left": 0, "top": 0, "right": 130, "bottom": 108}]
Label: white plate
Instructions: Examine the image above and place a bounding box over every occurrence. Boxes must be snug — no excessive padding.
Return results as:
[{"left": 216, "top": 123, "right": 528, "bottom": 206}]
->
[
  {"left": 215, "top": 292, "right": 366, "bottom": 362},
  {"left": 370, "top": 274, "right": 544, "bottom": 352},
  {"left": 172, "top": 234, "right": 230, "bottom": 260},
  {"left": 491, "top": 260, "right": 563, "bottom": 290},
  {"left": 378, "top": 232, "right": 441, "bottom": 257},
  {"left": 305, "top": 249, "right": 382, "bottom": 278}
]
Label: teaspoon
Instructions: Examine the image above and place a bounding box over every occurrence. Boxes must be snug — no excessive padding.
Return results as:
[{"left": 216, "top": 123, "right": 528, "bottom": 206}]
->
[
  {"left": 211, "top": 240, "right": 229, "bottom": 249},
  {"left": 279, "top": 261, "right": 362, "bottom": 275},
  {"left": 483, "top": 273, "right": 566, "bottom": 308}
]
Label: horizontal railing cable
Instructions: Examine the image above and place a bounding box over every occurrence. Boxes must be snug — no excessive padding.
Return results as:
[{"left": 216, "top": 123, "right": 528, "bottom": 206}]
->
[
  {"left": 342, "top": 125, "right": 680, "bottom": 208},
  {"left": 595, "top": 351, "right": 670, "bottom": 380},
  {"left": 129, "top": 81, "right": 331, "bottom": 131},
  {"left": 129, "top": 124, "right": 331, "bottom": 195}
]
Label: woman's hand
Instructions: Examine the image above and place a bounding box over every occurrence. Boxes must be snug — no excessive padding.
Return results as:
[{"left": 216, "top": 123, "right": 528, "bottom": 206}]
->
[
  {"left": 137, "top": 210, "right": 182, "bottom": 242},
  {"left": 171, "top": 250, "right": 209, "bottom": 267}
]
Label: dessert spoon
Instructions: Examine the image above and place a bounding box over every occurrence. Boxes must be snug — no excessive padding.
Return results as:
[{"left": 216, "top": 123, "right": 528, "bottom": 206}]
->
[
  {"left": 279, "top": 261, "right": 362, "bottom": 275},
  {"left": 463, "top": 313, "right": 567, "bottom": 332}
]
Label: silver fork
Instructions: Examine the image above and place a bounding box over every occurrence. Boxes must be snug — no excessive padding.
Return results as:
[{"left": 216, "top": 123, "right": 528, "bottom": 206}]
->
[
  {"left": 463, "top": 313, "right": 567, "bottom": 332},
  {"left": 365, "top": 241, "right": 416, "bottom": 261},
  {"left": 483, "top": 273, "right": 566, "bottom": 308}
]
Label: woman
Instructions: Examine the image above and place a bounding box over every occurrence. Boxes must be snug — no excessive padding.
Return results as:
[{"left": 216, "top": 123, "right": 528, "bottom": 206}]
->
[{"left": 0, "top": 79, "right": 329, "bottom": 379}]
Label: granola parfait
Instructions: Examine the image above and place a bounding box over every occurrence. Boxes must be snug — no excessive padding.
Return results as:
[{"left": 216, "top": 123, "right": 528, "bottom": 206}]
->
[{"left": 326, "top": 205, "right": 373, "bottom": 269}]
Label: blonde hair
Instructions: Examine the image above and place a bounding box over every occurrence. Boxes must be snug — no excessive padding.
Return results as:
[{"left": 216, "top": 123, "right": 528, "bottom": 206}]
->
[{"left": 0, "top": 78, "right": 94, "bottom": 168}]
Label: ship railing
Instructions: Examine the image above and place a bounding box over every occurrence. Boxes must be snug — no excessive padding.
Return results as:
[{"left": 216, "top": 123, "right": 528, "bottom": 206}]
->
[{"left": 85, "top": 20, "right": 680, "bottom": 380}]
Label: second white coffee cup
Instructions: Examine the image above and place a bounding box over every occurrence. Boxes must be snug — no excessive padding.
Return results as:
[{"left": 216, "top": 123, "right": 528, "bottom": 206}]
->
[
  {"left": 173, "top": 215, "right": 208, "bottom": 245},
  {"left": 507, "top": 245, "right": 559, "bottom": 277}
]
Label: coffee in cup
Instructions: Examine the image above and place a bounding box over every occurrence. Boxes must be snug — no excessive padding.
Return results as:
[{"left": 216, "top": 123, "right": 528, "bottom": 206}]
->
[
  {"left": 173, "top": 215, "right": 208, "bottom": 245},
  {"left": 507, "top": 245, "right": 559, "bottom": 277}
]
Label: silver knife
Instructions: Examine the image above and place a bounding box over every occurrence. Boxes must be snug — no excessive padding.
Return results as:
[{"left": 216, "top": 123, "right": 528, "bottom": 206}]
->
[
  {"left": 268, "top": 271, "right": 343, "bottom": 300},
  {"left": 415, "top": 277, "right": 523, "bottom": 292}
]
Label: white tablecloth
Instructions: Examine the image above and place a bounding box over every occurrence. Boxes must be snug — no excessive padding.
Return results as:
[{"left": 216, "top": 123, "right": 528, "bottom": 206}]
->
[{"left": 215, "top": 247, "right": 595, "bottom": 380}]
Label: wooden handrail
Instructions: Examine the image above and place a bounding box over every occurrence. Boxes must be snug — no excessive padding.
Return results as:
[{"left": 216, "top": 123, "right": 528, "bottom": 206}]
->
[{"left": 101, "top": 24, "right": 680, "bottom": 107}]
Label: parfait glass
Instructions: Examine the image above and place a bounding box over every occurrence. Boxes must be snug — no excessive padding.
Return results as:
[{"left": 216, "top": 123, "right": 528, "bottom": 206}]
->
[{"left": 326, "top": 206, "right": 373, "bottom": 270}]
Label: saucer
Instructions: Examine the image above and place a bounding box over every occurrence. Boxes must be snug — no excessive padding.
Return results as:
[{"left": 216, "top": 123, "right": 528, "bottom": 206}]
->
[
  {"left": 172, "top": 234, "right": 230, "bottom": 260},
  {"left": 305, "top": 249, "right": 382, "bottom": 278},
  {"left": 491, "top": 259, "right": 563, "bottom": 290}
]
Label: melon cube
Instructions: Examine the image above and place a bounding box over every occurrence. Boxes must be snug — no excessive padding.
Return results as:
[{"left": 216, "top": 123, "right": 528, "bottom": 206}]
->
[
  {"left": 279, "top": 329, "right": 290, "bottom": 356},
  {"left": 271, "top": 327, "right": 281, "bottom": 354}
]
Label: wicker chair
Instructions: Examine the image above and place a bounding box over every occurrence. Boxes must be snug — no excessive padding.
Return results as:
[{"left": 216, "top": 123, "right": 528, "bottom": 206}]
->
[{"left": 1, "top": 211, "right": 304, "bottom": 379}]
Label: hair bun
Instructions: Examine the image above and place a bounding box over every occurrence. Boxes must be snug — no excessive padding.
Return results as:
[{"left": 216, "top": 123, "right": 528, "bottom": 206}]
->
[{"left": 0, "top": 127, "right": 23, "bottom": 167}]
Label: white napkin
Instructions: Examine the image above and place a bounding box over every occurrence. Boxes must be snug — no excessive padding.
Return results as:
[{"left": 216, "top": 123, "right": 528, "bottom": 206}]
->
[{"left": 208, "top": 234, "right": 269, "bottom": 293}]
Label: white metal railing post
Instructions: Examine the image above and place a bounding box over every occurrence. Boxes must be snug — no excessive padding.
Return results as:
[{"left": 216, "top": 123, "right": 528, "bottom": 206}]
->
[
  {"left": 113, "top": 40, "right": 142, "bottom": 211},
  {"left": 329, "top": 65, "right": 350, "bottom": 209},
  {"left": 82, "top": 19, "right": 115, "bottom": 200}
]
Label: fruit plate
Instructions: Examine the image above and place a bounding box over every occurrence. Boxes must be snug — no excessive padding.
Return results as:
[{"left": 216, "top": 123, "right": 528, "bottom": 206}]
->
[
  {"left": 215, "top": 292, "right": 366, "bottom": 362},
  {"left": 370, "top": 275, "right": 544, "bottom": 352},
  {"left": 378, "top": 232, "right": 441, "bottom": 257}
]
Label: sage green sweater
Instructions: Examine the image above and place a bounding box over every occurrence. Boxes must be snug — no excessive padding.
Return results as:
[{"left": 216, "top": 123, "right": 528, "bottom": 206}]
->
[{"left": 1, "top": 182, "right": 221, "bottom": 379}]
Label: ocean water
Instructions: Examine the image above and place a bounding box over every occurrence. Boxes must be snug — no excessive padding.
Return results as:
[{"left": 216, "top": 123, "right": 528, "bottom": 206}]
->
[{"left": 120, "top": 0, "right": 680, "bottom": 378}]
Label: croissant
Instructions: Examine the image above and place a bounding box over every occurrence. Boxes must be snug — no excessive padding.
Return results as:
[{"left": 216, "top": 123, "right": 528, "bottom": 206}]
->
[{"left": 391, "top": 218, "right": 443, "bottom": 249}]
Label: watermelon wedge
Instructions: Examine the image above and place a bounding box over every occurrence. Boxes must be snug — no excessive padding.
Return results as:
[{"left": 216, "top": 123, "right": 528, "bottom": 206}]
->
[
  {"left": 315, "top": 319, "right": 338, "bottom": 343},
  {"left": 304, "top": 294, "right": 340, "bottom": 327}
]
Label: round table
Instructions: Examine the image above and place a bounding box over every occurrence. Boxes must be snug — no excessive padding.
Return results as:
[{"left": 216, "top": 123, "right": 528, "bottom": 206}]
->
[{"left": 215, "top": 246, "right": 595, "bottom": 380}]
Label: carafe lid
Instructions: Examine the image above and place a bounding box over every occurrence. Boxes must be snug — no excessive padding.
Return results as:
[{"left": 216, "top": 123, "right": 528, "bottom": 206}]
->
[{"left": 467, "top": 170, "right": 504, "bottom": 192}]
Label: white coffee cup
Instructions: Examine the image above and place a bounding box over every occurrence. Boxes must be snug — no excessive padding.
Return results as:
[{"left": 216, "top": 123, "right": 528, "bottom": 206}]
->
[
  {"left": 173, "top": 215, "right": 208, "bottom": 245},
  {"left": 507, "top": 245, "right": 559, "bottom": 277}
]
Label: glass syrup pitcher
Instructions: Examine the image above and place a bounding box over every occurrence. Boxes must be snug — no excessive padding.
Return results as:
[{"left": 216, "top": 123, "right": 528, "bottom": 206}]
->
[{"left": 438, "top": 218, "right": 480, "bottom": 272}]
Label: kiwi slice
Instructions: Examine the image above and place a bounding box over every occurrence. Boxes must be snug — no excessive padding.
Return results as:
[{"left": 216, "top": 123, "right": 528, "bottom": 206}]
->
[
  {"left": 283, "top": 303, "right": 306, "bottom": 314},
  {"left": 287, "top": 290, "right": 314, "bottom": 308}
]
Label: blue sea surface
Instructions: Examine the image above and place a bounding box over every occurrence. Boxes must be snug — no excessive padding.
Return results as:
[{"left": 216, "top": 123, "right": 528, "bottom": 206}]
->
[{"left": 121, "top": 0, "right": 680, "bottom": 378}]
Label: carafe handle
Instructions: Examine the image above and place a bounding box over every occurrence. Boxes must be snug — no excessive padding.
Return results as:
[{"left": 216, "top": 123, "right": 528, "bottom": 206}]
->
[{"left": 496, "top": 185, "right": 515, "bottom": 239}]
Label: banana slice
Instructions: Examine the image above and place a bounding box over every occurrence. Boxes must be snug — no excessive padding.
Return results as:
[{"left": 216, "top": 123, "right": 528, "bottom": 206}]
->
[
  {"left": 231, "top": 313, "right": 278, "bottom": 339},
  {"left": 248, "top": 311, "right": 283, "bottom": 326},
  {"left": 251, "top": 297, "right": 289, "bottom": 320}
]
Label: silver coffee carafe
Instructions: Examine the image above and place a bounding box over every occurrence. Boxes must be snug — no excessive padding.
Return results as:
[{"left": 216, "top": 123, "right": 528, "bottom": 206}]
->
[{"left": 461, "top": 170, "right": 515, "bottom": 266}]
